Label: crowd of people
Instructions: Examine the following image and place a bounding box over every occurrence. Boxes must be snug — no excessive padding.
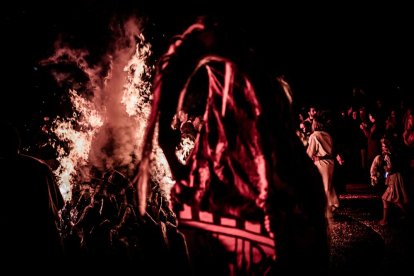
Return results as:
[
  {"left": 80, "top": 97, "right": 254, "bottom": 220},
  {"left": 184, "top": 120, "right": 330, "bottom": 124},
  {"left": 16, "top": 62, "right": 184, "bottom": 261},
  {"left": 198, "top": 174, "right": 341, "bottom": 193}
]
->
[
  {"left": 1, "top": 15, "right": 413, "bottom": 275},
  {"left": 297, "top": 99, "right": 413, "bottom": 225}
]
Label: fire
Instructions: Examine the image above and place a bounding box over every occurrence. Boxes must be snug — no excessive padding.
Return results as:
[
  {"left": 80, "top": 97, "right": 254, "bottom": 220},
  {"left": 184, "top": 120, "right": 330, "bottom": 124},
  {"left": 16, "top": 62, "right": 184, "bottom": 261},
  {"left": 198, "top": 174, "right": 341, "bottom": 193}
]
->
[
  {"left": 52, "top": 90, "right": 103, "bottom": 200},
  {"left": 122, "top": 33, "right": 153, "bottom": 118},
  {"left": 43, "top": 18, "right": 174, "bottom": 202},
  {"left": 176, "top": 137, "right": 196, "bottom": 165}
]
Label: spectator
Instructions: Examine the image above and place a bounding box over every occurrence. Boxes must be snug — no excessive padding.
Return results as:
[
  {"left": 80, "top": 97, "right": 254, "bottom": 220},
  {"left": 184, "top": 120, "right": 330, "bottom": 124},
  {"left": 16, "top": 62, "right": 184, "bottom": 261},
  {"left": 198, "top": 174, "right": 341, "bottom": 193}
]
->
[
  {"left": 371, "top": 137, "right": 409, "bottom": 225},
  {"left": 0, "top": 120, "right": 64, "bottom": 269},
  {"left": 134, "top": 16, "right": 328, "bottom": 275}
]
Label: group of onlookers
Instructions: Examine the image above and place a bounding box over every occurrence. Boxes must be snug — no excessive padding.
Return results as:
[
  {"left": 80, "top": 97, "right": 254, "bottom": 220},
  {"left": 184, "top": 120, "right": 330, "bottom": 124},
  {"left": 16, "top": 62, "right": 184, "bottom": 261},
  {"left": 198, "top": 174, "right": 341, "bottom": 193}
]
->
[{"left": 297, "top": 97, "right": 414, "bottom": 225}]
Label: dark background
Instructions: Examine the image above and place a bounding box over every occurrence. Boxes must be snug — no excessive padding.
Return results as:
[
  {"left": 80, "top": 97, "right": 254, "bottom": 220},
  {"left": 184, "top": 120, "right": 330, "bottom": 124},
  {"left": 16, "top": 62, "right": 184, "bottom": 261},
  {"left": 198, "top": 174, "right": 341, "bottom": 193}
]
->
[{"left": 1, "top": 1, "right": 413, "bottom": 137}]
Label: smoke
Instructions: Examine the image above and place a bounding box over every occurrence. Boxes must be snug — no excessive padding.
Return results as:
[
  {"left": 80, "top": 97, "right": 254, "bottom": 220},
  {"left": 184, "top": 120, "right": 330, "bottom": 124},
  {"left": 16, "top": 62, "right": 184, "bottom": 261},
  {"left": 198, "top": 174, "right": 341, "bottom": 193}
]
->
[
  {"left": 39, "top": 13, "right": 177, "bottom": 203},
  {"left": 92, "top": 17, "right": 152, "bottom": 174},
  {"left": 89, "top": 18, "right": 143, "bottom": 173},
  {"left": 41, "top": 16, "right": 153, "bottom": 199}
]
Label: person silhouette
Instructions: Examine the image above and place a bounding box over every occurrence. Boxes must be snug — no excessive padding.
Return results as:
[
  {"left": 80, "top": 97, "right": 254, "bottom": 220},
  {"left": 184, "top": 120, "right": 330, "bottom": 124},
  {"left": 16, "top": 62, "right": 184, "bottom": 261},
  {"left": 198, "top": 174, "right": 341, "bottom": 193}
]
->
[
  {"left": 0, "top": 120, "right": 64, "bottom": 269},
  {"left": 134, "top": 16, "right": 328, "bottom": 275}
]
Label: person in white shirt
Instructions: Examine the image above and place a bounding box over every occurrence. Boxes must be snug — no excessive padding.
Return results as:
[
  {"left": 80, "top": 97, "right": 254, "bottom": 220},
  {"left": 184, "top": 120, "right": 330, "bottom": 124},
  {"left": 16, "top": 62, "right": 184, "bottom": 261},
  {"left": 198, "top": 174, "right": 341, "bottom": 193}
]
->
[{"left": 307, "top": 112, "right": 340, "bottom": 219}]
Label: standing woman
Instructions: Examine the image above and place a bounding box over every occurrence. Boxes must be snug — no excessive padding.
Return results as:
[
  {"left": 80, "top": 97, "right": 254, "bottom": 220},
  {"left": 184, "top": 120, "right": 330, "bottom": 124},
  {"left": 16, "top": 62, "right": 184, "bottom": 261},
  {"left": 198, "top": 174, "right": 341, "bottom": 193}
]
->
[
  {"left": 307, "top": 112, "right": 340, "bottom": 219},
  {"left": 376, "top": 137, "right": 409, "bottom": 225}
]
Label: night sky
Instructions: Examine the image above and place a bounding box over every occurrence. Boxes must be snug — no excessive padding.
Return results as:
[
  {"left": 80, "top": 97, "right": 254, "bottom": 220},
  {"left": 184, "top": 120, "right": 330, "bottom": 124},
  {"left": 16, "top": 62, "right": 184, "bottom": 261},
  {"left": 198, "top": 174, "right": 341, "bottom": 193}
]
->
[{"left": 1, "top": 1, "right": 413, "bottom": 136}]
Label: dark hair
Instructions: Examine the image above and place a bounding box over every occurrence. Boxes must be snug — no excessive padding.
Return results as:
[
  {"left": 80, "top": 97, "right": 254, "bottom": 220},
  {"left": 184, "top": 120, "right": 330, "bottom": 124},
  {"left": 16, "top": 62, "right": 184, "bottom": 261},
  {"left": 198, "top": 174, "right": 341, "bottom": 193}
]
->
[
  {"left": 380, "top": 135, "right": 393, "bottom": 151},
  {"left": 0, "top": 120, "right": 21, "bottom": 156},
  {"left": 312, "top": 111, "right": 330, "bottom": 132}
]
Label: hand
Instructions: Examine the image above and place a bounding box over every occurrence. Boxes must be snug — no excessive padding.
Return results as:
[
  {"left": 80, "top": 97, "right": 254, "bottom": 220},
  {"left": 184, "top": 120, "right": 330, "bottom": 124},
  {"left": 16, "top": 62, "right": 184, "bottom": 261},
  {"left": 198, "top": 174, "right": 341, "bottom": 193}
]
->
[
  {"left": 312, "top": 156, "right": 320, "bottom": 162},
  {"left": 370, "top": 176, "right": 377, "bottom": 186},
  {"left": 336, "top": 154, "right": 344, "bottom": 165}
]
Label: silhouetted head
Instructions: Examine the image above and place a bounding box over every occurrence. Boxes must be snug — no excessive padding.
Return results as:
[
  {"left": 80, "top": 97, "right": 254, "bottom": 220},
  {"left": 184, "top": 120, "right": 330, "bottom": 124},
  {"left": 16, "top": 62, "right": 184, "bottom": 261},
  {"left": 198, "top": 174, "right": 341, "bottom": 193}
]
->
[
  {"left": 0, "top": 120, "right": 21, "bottom": 157},
  {"left": 380, "top": 136, "right": 393, "bottom": 154},
  {"left": 312, "top": 111, "right": 330, "bottom": 132}
]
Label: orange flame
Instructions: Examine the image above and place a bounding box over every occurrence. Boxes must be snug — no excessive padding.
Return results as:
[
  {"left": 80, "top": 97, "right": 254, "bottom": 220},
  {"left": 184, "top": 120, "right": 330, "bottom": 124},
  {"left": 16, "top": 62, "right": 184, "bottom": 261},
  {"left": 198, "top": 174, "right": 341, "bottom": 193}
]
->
[
  {"left": 46, "top": 18, "right": 174, "bottom": 202},
  {"left": 52, "top": 90, "right": 103, "bottom": 200}
]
